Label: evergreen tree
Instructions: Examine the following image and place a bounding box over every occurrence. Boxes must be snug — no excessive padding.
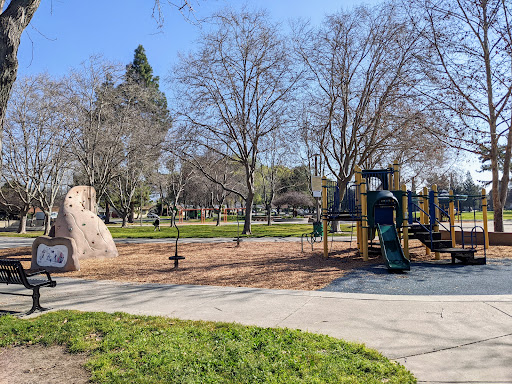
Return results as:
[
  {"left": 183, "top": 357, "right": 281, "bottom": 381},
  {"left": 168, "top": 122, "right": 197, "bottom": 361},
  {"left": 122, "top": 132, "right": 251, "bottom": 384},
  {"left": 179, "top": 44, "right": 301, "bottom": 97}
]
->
[
  {"left": 461, "top": 172, "right": 481, "bottom": 211},
  {"left": 126, "top": 45, "right": 159, "bottom": 88},
  {"left": 125, "top": 44, "right": 170, "bottom": 125}
]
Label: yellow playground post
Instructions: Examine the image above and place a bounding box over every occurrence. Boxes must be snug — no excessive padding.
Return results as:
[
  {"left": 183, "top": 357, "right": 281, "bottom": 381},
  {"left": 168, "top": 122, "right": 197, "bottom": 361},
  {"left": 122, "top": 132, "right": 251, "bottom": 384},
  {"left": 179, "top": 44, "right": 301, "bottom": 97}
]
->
[
  {"left": 393, "top": 160, "right": 400, "bottom": 191},
  {"left": 449, "top": 190, "right": 456, "bottom": 248},
  {"left": 388, "top": 163, "right": 393, "bottom": 190}
]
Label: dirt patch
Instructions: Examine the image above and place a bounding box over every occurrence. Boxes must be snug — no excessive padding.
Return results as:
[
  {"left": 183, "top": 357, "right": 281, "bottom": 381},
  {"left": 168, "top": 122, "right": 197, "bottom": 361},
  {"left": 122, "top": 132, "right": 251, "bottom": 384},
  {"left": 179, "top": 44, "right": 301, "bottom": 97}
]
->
[
  {"left": 0, "top": 345, "right": 89, "bottom": 384},
  {"left": 1, "top": 239, "right": 509, "bottom": 290}
]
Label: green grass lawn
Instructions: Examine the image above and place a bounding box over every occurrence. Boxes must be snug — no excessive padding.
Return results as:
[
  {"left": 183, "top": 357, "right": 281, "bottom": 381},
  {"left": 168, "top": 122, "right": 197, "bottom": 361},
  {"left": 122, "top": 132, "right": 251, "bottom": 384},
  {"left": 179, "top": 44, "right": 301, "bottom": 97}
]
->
[
  {"left": 458, "top": 210, "right": 512, "bottom": 221},
  {"left": 108, "top": 223, "right": 353, "bottom": 239},
  {"left": 0, "top": 310, "right": 416, "bottom": 383},
  {"left": 0, "top": 223, "right": 355, "bottom": 239},
  {"left": 0, "top": 231, "right": 41, "bottom": 238}
]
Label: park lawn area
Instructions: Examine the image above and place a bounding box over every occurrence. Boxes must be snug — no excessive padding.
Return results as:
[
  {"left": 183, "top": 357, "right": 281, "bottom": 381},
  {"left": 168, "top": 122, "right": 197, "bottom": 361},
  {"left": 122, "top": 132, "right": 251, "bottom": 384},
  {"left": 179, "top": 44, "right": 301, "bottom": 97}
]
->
[
  {"left": 108, "top": 223, "right": 353, "bottom": 239},
  {"left": 0, "top": 231, "right": 41, "bottom": 238},
  {"left": 0, "top": 311, "right": 416, "bottom": 384},
  {"left": 0, "top": 223, "right": 354, "bottom": 239},
  {"left": 458, "top": 210, "right": 512, "bottom": 221}
]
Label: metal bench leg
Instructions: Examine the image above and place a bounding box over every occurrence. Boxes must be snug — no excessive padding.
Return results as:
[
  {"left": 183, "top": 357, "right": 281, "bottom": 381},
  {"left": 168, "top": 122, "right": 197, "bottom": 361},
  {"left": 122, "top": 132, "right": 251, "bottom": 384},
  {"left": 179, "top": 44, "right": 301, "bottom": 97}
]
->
[{"left": 27, "top": 287, "right": 49, "bottom": 315}]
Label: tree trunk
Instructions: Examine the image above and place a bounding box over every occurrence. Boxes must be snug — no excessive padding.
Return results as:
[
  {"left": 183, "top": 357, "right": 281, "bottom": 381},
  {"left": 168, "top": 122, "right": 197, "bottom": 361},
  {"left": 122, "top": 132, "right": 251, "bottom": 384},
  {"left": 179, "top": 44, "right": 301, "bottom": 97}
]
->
[
  {"left": 266, "top": 203, "right": 271, "bottom": 226},
  {"left": 43, "top": 210, "right": 51, "bottom": 235},
  {"left": 105, "top": 201, "right": 110, "bottom": 224},
  {"left": 121, "top": 215, "right": 127, "bottom": 228},
  {"left": 242, "top": 169, "right": 255, "bottom": 234},
  {"left": 214, "top": 208, "right": 219, "bottom": 226},
  {"left": 490, "top": 130, "right": 503, "bottom": 232},
  {"left": 158, "top": 184, "right": 165, "bottom": 216},
  {"left": 128, "top": 201, "right": 134, "bottom": 223},
  {"left": 491, "top": 188, "right": 503, "bottom": 232},
  {"left": 0, "top": 0, "right": 41, "bottom": 161},
  {"left": 17, "top": 213, "right": 27, "bottom": 233},
  {"left": 243, "top": 192, "right": 253, "bottom": 234},
  {"left": 494, "top": 204, "right": 503, "bottom": 233}
]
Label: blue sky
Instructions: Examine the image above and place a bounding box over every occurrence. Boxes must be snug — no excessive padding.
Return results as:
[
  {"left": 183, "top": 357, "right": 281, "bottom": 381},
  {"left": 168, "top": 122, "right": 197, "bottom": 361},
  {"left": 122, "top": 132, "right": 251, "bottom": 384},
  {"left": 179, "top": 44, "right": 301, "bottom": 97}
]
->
[
  {"left": 17, "top": 0, "right": 379, "bottom": 96},
  {"left": 15, "top": 0, "right": 485, "bottom": 182}
]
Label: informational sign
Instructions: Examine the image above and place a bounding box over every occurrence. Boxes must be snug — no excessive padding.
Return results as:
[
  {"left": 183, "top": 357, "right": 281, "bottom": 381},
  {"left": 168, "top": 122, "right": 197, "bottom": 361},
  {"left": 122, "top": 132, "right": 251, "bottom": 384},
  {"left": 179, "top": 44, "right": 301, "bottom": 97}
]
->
[
  {"left": 311, "top": 176, "right": 322, "bottom": 198},
  {"left": 37, "top": 243, "right": 68, "bottom": 267}
]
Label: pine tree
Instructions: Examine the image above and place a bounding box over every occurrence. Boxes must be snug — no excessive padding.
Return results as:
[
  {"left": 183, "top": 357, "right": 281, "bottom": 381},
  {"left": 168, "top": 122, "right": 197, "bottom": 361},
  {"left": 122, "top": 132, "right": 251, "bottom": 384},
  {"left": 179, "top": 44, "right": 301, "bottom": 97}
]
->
[
  {"left": 125, "top": 44, "right": 169, "bottom": 124},
  {"left": 126, "top": 45, "right": 159, "bottom": 88},
  {"left": 461, "top": 172, "right": 481, "bottom": 211}
]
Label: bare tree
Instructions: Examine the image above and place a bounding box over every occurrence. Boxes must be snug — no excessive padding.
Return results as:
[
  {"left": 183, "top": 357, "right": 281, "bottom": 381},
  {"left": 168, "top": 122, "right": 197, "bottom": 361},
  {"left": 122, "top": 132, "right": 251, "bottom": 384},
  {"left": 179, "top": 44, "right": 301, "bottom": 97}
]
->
[
  {"left": 32, "top": 78, "right": 71, "bottom": 235},
  {"left": 273, "top": 191, "right": 315, "bottom": 217},
  {"left": 408, "top": 0, "right": 512, "bottom": 231},
  {"left": 295, "top": 3, "right": 423, "bottom": 195},
  {"left": 171, "top": 8, "right": 302, "bottom": 234},
  {"left": 107, "top": 158, "right": 148, "bottom": 228},
  {"left": 191, "top": 150, "right": 242, "bottom": 225},
  {"left": 63, "top": 57, "right": 126, "bottom": 203},
  {"left": 0, "top": 74, "right": 68, "bottom": 233},
  {"left": 152, "top": 0, "right": 203, "bottom": 26},
  {"left": 372, "top": 107, "right": 452, "bottom": 188},
  {"left": 159, "top": 155, "right": 194, "bottom": 221},
  {"left": 257, "top": 129, "right": 291, "bottom": 225}
]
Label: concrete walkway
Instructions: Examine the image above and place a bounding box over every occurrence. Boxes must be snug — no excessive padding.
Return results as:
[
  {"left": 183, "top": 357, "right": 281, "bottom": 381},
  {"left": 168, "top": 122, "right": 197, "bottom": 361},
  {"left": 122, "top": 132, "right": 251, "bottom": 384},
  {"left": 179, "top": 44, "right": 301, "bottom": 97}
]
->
[{"left": 1, "top": 278, "right": 511, "bottom": 383}]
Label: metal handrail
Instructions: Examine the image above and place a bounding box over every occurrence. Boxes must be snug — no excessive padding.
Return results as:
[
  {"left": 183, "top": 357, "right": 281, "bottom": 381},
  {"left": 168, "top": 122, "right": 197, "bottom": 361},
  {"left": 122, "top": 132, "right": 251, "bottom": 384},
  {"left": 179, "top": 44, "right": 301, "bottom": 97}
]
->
[
  {"left": 470, "top": 225, "right": 487, "bottom": 251},
  {"left": 451, "top": 224, "right": 465, "bottom": 248},
  {"left": 431, "top": 203, "right": 451, "bottom": 233}
]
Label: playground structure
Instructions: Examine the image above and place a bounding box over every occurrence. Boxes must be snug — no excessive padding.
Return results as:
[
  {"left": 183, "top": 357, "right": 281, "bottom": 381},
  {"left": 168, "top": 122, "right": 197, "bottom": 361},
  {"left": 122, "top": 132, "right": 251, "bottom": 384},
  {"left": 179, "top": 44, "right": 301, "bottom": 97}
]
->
[{"left": 320, "top": 161, "right": 489, "bottom": 271}]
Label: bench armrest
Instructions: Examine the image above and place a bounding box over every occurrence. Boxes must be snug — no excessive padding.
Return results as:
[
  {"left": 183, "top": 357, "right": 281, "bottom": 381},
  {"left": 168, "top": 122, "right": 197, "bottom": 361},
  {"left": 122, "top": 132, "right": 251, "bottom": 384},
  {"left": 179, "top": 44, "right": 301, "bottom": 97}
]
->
[
  {"left": 26, "top": 269, "right": 56, "bottom": 286},
  {"left": 26, "top": 269, "right": 49, "bottom": 277}
]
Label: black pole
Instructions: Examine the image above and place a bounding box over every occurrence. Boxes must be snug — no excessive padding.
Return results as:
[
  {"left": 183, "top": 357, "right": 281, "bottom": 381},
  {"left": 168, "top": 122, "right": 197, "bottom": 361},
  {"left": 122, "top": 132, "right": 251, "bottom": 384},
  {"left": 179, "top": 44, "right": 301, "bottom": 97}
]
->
[{"left": 169, "top": 206, "right": 185, "bottom": 268}]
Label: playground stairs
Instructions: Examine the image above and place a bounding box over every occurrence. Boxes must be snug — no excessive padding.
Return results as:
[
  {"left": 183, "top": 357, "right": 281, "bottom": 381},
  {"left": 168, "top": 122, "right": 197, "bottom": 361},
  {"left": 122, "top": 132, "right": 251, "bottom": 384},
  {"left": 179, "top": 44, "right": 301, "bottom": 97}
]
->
[{"left": 408, "top": 225, "right": 486, "bottom": 265}]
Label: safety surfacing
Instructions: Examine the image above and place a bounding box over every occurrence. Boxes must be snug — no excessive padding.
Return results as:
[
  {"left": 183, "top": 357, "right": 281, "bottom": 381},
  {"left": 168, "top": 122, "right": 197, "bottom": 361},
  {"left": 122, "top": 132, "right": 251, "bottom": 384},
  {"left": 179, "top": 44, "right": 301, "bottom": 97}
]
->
[{"left": 322, "top": 258, "right": 512, "bottom": 295}]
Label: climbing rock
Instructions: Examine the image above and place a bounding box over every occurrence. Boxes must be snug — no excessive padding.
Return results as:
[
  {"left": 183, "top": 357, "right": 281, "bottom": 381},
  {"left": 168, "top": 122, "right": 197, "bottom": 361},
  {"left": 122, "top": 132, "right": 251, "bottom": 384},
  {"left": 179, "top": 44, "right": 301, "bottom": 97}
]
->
[{"left": 31, "top": 186, "right": 118, "bottom": 272}]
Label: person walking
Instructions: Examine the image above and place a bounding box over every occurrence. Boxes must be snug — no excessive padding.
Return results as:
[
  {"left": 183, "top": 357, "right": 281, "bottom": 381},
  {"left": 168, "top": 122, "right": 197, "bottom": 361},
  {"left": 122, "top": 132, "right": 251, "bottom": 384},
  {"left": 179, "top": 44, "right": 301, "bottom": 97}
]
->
[{"left": 153, "top": 217, "right": 160, "bottom": 231}]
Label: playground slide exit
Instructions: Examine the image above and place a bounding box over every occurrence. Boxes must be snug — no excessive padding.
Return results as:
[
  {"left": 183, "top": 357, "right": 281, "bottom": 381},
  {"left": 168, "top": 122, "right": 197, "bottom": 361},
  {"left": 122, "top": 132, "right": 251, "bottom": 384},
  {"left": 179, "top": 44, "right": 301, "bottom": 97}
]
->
[{"left": 376, "top": 224, "right": 410, "bottom": 271}]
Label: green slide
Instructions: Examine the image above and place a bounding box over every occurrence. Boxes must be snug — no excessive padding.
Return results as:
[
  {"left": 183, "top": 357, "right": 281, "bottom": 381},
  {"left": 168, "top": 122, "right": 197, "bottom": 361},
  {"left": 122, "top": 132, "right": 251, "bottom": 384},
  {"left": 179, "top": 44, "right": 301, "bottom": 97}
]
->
[{"left": 376, "top": 224, "right": 410, "bottom": 271}]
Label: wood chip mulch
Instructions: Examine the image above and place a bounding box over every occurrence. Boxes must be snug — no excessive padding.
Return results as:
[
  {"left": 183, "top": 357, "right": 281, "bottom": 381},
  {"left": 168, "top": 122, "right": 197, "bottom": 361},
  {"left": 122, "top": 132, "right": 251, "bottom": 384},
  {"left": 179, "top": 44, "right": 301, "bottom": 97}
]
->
[{"left": 1, "top": 240, "right": 510, "bottom": 291}]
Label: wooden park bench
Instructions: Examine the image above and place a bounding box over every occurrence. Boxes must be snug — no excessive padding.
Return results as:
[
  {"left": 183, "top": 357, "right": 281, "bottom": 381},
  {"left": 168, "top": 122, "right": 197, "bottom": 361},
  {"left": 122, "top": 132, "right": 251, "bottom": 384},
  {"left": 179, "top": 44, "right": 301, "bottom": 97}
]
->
[{"left": 0, "top": 259, "right": 57, "bottom": 315}]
